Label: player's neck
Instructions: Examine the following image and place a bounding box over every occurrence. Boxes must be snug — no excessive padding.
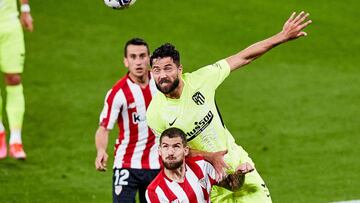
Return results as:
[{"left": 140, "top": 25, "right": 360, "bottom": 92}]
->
[
  {"left": 164, "top": 164, "right": 186, "bottom": 183},
  {"left": 128, "top": 72, "right": 149, "bottom": 88},
  {"left": 165, "top": 79, "right": 184, "bottom": 99}
]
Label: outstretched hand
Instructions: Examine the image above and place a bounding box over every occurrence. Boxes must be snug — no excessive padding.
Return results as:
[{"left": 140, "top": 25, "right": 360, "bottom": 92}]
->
[{"left": 280, "top": 11, "right": 312, "bottom": 41}]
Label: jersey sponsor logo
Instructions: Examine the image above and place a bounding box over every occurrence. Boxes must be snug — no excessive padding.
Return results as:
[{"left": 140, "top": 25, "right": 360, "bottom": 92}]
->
[
  {"left": 192, "top": 91, "right": 205, "bottom": 105},
  {"left": 132, "top": 112, "right": 145, "bottom": 124},
  {"left": 186, "top": 111, "right": 213, "bottom": 141}
]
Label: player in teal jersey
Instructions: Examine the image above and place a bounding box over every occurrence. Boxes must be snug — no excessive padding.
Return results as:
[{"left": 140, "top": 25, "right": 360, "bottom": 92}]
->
[
  {"left": 0, "top": 0, "right": 33, "bottom": 160},
  {"left": 146, "top": 12, "right": 312, "bottom": 202}
]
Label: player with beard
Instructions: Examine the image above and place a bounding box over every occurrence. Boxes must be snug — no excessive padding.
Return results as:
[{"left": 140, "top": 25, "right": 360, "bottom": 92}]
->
[
  {"left": 146, "top": 127, "right": 215, "bottom": 202},
  {"left": 146, "top": 12, "right": 312, "bottom": 202},
  {"left": 146, "top": 127, "right": 253, "bottom": 203}
]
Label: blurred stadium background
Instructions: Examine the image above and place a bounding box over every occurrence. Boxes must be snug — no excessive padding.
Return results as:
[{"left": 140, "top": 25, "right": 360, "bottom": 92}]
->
[{"left": 0, "top": 0, "right": 359, "bottom": 202}]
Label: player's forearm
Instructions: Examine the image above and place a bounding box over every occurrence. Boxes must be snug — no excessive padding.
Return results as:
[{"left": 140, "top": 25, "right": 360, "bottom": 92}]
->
[
  {"left": 188, "top": 148, "right": 212, "bottom": 159},
  {"left": 95, "top": 126, "right": 109, "bottom": 152},
  {"left": 226, "top": 32, "right": 286, "bottom": 71}
]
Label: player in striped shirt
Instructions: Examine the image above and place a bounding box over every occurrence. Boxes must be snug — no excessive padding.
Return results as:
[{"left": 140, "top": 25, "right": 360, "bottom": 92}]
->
[
  {"left": 146, "top": 127, "right": 254, "bottom": 203},
  {"left": 94, "top": 38, "right": 160, "bottom": 203},
  {"left": 146, "top": 127, "right": 217, "bottom": 203}
]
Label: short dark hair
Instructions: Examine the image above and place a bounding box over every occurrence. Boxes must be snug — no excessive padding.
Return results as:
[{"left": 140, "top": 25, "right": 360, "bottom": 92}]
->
[
  {"left": 150, "top": 43, "right": 180, "bottom": 67},
  {"left": 124, "top": 38, "right": 150, "bottom": 57},
  {"left": 160, "top": 127, "right": 187, "bottom": 146}
]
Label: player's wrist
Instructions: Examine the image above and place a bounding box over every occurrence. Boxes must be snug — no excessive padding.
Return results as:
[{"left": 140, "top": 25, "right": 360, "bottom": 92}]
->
[{"left": 20, "top": 4, "right": 31, "bottom": 13}]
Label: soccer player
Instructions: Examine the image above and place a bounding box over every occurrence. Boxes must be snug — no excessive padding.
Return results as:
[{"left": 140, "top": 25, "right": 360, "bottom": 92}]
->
[
  {"left": 147, "top": 127, "right": 254, "bottom": 202},
  {"left": 0, "top": 0, "right": 33, "bottom": 160},
  {"left": 94, "top": 38, "right": 160, "bottom": 203},
  {"left": 146, "top": 127, "right": 216, "bottom": 202},
  {"left": 146, "top": 12, "right": 312, "bottom": 202}
]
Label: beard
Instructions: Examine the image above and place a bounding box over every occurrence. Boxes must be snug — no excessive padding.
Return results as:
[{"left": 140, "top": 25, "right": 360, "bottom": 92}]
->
[
  {"left": 162, "top": 157, "right": 184, "bottom": 170},
  {"left": 156, "top": 77, "right": 180, "bottom": 94}
]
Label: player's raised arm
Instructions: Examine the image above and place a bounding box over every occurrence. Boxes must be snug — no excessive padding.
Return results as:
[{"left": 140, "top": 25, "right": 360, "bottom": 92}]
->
[{"left": 226, "top": 11, "right": 312, "bottom": 71}]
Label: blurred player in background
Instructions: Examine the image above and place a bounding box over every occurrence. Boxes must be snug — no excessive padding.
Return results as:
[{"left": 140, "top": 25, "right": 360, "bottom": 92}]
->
[
  {"left": 147, "top": 12, "right": 312, "bottom": 202},
  {"left": 94, "top": 38, "right": 160, "bottom": 203},
  {"left": 0, "top": 0, "right": 33, "bottom": 160}
]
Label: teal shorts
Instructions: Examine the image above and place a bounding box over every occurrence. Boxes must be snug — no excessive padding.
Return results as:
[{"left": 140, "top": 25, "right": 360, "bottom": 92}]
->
[{"left": 0, "top": 20, "right": 25, "bottom": 74}]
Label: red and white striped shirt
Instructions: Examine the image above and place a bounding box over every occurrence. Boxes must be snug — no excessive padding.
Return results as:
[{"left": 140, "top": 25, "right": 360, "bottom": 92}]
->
[
  {"left": 146, "top": 156, "right": 217, "bottom": 203},
  {"left": 99, "top": 73, "right": 160, "bottom": 169}
]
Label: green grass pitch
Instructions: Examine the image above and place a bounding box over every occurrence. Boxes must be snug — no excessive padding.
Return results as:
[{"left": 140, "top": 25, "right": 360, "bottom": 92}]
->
[{"left": 0, "top": 0, "right": 359, "bottom": 202}]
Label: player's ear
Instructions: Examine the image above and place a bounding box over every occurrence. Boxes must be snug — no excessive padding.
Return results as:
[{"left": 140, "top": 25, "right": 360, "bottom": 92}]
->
[
  {"left": 184, "top": 146, "right": 189, "bottom": 156},
  {"left": 124, "top": 57, "right": 129, "bottom": 68},
  {"left": 178, "top": 64, "right": 183, "bottom": 72}
]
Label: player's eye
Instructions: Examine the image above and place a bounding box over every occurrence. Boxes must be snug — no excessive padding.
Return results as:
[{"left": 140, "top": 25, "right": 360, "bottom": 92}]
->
[{"left": 152, "top": 68, "right": 160, "bottom": 73}]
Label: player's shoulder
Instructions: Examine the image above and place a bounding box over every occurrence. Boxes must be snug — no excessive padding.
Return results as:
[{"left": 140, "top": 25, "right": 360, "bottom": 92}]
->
[
  {"left": 147, "top": 170, "right": 165, "bottom": 190},
  {"left": 186, "top": 155, "right": 206, "bottom": 164},
  {"left": 111, "top": 75, "right": 128, "bottom": 90},
  {"left": 148, "top": 91, "right": 165, "bottom": 111}
]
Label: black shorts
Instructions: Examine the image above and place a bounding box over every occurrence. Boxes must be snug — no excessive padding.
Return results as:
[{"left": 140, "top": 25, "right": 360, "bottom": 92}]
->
[{"left": 112, "top": 168, "right": 160, "bottom": 203}]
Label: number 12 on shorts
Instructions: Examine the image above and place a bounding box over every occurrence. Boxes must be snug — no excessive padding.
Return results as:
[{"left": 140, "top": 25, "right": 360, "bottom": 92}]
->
[{"left": 114, "top": 169, "right": 130, "bottom": 186}]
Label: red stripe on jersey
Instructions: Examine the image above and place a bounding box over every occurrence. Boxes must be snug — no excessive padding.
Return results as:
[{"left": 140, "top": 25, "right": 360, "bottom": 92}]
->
[
  {"left": 181, "top": 177, "right": 198, "bottom": 203},
  {"left": 100, "top": 78, "right": 127, "bottom": 128},
  {"left": 209, "top": 173, "right": 217, "bottom": 186},
  {"left": 142, "top": 83, "right": 152, "bottom": 108},
  {"left": 121, "top": 81, "right": 138, "bottom": 168},
  {"left": 187, "top": 157, "right": 210, "bottom": 202},
  {"left": 141, "top": 85, "right": 156, "bottom": 168},
  {"left": 147, "top": 190, "right": 161, "bottom": 203},
  {"left": 158, "top": 175, "right": 177, "bottom": 201}
]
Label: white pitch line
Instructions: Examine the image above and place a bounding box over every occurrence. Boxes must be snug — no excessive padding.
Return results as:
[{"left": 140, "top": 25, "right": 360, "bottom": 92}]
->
[{"left": 330, "top": 200, "right": 360, "bottom": 203}]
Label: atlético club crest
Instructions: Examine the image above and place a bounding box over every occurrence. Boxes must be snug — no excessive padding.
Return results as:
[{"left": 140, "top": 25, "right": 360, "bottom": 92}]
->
[{"left": 192, "top": 91, "right": 205, "bottom": 105}]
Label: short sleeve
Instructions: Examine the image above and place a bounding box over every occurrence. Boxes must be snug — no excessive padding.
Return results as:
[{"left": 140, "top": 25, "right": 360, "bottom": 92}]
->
[
  {"left": 189, "top": 59, "right": 231, "bottom": 90},
  {"left": 99, "top": 89, "right": 124, "bottom": 130}
]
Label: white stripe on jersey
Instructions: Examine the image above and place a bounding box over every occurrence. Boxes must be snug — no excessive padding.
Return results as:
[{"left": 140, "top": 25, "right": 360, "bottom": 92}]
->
[
  {"left": 186, "top": 166, "right": 206, "bottom": 202},
  {"left": 197, "top": 159, "right": 216, "bottom": 195},
  {"left": 149, "top": 75, "right": 158, "bottom": 97},
  {"left": 165, "top": 178, "right": 190, "bottom": 203},
  {"left": 113, "top": 90, "right": 130, "bottom": 169},
  {"left": 149, "top": 136, "right": 160, "bottom": 169},
  {"left": 155, "top": 187, "right": 169, "bottom": 202},
  {"left": 127, "top": 79, "right": 150, "bottom": 169}
]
